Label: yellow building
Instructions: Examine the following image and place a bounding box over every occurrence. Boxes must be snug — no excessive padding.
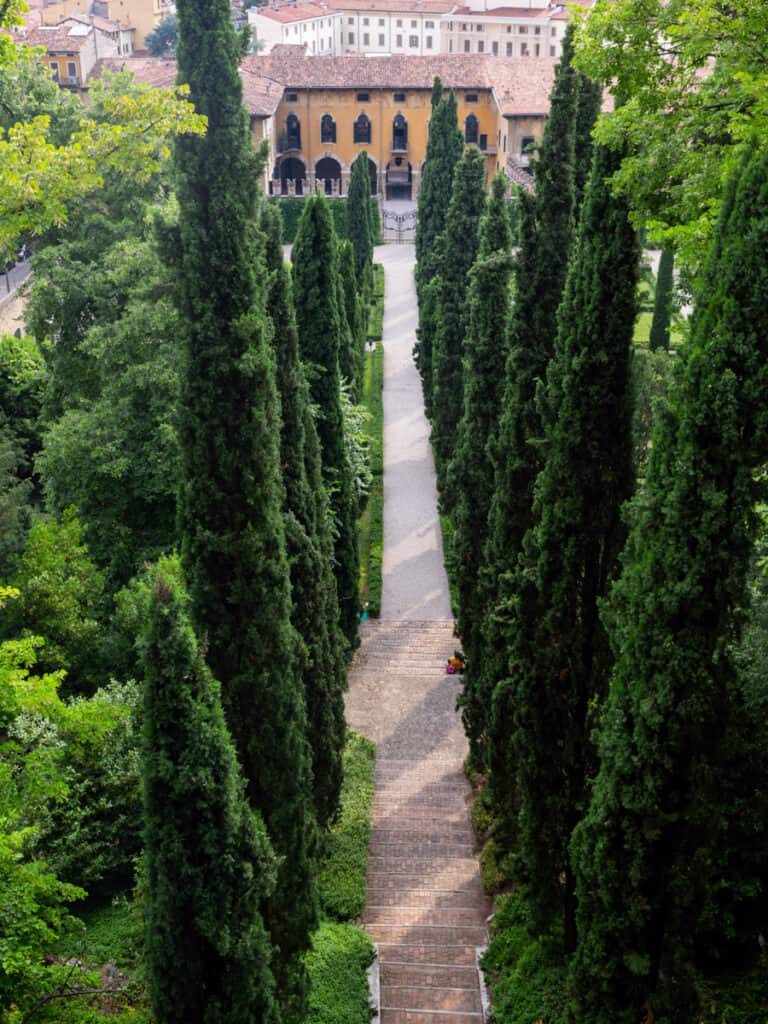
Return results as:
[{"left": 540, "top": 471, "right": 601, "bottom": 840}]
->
[
  {"left": 26, "top": 15, "right": 133, "bottom": 89},
  {"left": 241, "top": 50, "right": 555, "bottom": 198},
  {"left": 98, "top": 50, "right": 556, "bottom": 197},
  {"left": 41, "top": 0, "right": 167, "bottom": 49}
]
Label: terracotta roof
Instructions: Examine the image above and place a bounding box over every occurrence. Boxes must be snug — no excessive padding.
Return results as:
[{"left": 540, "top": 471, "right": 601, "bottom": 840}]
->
[
  {"left": 487, "top": 57, "right": 557, "bottom": 115},
  {"left": 270, "top": 42, "right": 311, "bottom": 54},
  {"left": 68, "top": 12, "right": 131, "bottom": 32},
  {"left": 256, "top": 2, "right": 330, "bottom": 22},
  {"left": 92, "top": 57, "right": 285, "bottom": 116},
  {"left": 25, "top": 22, "right": 92, "bottom": 51}
]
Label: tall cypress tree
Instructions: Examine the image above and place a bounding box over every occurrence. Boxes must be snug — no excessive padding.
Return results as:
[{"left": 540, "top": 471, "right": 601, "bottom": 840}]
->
[
  {"left": 347, "top": 151, "right": 373, "bottom": 294},
  {"left": 489, "top": 141, "right": 639, "bottom": 951},
  {"left": 292, "top": 194, "right": 360, "bottom": 649},
  {"left": 338, "top": 239, "right": 366, "bottom": 400},
  {"left": 261, "top": 202, "right": 346, "bottom": 828},
  {"left": 569, "top": 145, "right": 768, "bottom": 1023},
  {"left": 467, "top": 29, "right": 582, "bottom": 768},
  {"left": 573, "top": 72, "right": 602, "bottom": 207},
  {"left": 172, "top": 0, "right": 317, "bottom": 1012},
  {"left": 649, "top": 248, "right": 674, "bottom": 351},
  {"left": 142, "top": 567, "right": 278, "bottom": 1024},
  {"left": 431, "top": 146, "right": 487, "bottom": 494},
  {"left": 415, "top": 84, "right": 463, "bottom": 277},
  {"left": 451, "top": 173, "right": 513, "bottom": 762}
]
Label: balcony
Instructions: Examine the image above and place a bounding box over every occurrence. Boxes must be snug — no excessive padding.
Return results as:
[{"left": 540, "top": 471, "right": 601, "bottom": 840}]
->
[{"left": 276, "top": 133, "right": 302, "bottom": 155}]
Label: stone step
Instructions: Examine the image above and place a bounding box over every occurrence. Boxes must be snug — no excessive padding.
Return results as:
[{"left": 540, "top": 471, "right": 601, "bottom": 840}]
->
[
  {"left": 366, "top": 871, "right": 482, "bottom": 892},
  {"left": 370, "top": 844, "right": 477, "bottom": 860},
  {"left": 365, "top": 907, "right": 486, "bottom": 927},
  {"left": 368, "top": 856, "right": 480, "bottom": 873},
  {"left": 372, "top": 818, "right": 471, "bottom": 834},
  {"left": 372, "top": 801, "right": 470, "bottom": 819},
  {"left": 371, "top": 827, "right": 475, "bottom": 846},
  {"left": 366, "top": 924, "right": 487, "bottom": 947},
  {"left": 381, "top": 1010, "right": 482, "bottom": 1024},
  {"left": 376, "top": 943, "right": 478, "bottom": 967},
  {"left": 366, "top": 889, "right": 486, "bottom": 909},
  {"left": 385, "top": 985, "right": 483, "bottom": 1013},
  {"left": 381, "top": 963, "right": 478, "bottom": 990}
]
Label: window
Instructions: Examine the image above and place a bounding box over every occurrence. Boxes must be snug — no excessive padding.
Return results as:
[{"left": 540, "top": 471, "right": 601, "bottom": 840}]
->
[
  {"left": 392, "top": 113, "right": 407, "bottom": 149},
  {"left": 363, "top": 32, "right": 369, "bottom": 43},
  {"left": 356, "top": 92, "right": 369, "bottom": 102},
  {"left": 475, "top": 23, "right": 483, "bottom": 31},
  {"left": 348, "top": 31, "right": 354, "bottom": 42},
  {"left": 550, "top": 45, "right": 556, "bottom": 56},
  {"left": 534, "top": 26, "right": 541, "bottom": 34},
  {"left": 378, "top": 33, "right": 384, "bottom": 44},
  {"left": 66, "top": 60, "right": 77, "bottom": 79},
  {"left": 286, "top": 92, "right": 298, "bottom": 101},
  {"left": 410, "top": 19, "right": 416, "bottom": 27},
  {"left": 521, "top": 42, "right": 529, "bottom": 55},
  {"left": 49, "top": 61, "right": 59, "bottom": 81},
  {"left": 449, "top": 39, "right": 453, "bottom": 51},
  {"left": 378, "top": 17, "right": 384, "bottom": 25},
  {"left": 465, "top": 93, "right": 478, "bottom": 103},
  {"left": 477, "top": 39, "right": 484, "bottom": 52},
  {"left": 506, "top": 24, "right": 511, "bottom": 32},
  {"left": 461, "top": 22, "right": 468, "bottom": 30},
  {"left": 479, "top": 133, "right": 487, "bottom": 150},
  {"left": 521, "top": 135, "right": 535, "bottom": 154},
  {"left": 311, "top": 39, "right": 315, "bottom": 51},
  {"left": 534, "top": 43, "right": 540, "bottom": 55},
  {"left": 320, "top": 113, "right": 336, "bottom": 143},
  {"left": 492, "top": 40, "right": 498, "bottom": 54},
  {"left": 503, "top": 135, "right": 507, "bottom": 152},
  {"left": 426, "top": 35, "right": 433, "bottom": 48},
  {"left": 506, "top": 41, "right": 513, "bottom": 55},
  {"left": 285, "top": 113, "right": 301, "bottom": 149},
  {"left": 293, "top": 25, "right": 298, "bottom": 34},
  {"left": 396, "top": 18, "right": 402, "bottom": 26},
  {"left": 519, "top": 25, "right": 527, "bottom": 33},
  {"left": 348, "top": 16, "right": 353, "bottom": 24},
  {"left": 465, "top": 113, "right": 478, "bottom": 144},
  {"left": 551, "top": 26, "right": 556, "bottom": 35},
  {"left": 396, "top": 33, "right": 402, "bottom": 45},
  {"left": 463, "top": 38, "right": 470, "bottom": 51},
  {"left": 363, "top": 17, "right": 369, "bottom": 25},
  {"left": 354, "top": 113, "right": 371, "bottom": 144},
  {"left": 394, "top": 92, "right": 406, "bottom": 101},
  {"left": 409, "top": 34, "right": 418, "bottom": 46},
  {"left": 425, "top": 19, "right": 434, "bottom": 27}
]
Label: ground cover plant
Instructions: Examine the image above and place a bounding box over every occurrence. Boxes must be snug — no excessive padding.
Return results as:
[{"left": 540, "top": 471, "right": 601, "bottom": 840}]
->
[{"left": 358, "top": 342, "right": 384, "bottom": 615}]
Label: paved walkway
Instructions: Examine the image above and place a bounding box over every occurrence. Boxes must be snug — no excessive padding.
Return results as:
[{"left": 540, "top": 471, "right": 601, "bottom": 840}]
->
[{"left": 347, "top": 245, "right": 488, "bottom": 1024}]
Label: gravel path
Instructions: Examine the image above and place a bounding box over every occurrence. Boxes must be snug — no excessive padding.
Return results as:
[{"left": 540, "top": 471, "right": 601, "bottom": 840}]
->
[
  {"left": 347, "top": 245, "right": 487, "bottom": 1024},
  {"left": 376, "top": 245, "right": 453, "bottom": 621}
]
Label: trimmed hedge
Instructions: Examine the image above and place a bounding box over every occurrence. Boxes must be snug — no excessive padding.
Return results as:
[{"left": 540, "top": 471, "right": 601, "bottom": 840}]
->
[
  {"left": 318, "top": 731, "right": 376, "bottom": 920},
  {"left": 366, "top": 264, "right": 385, "bottom": 342},
  {"left": 271, "top": 197, "right": 381, "bottom": 244},
  {"left": 358, "top": 342, "right": 384, "bottom": 616}
]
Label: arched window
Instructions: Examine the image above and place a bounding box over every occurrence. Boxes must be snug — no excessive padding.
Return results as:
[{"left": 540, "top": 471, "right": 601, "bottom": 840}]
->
[
  {"left": 465, "top": 113, "right": 478, "bottom": 145},
  {"left": 285, "top": 113, "right": 301, "bottom": 150},
  {"left": 320, "top": 113, "right": 336, "bottom": 144},
  {"left": 392, "top": 113, "right": 407, "bottom": 150},
  {"left": 354, "top": 113, "right": 371, "bottom": 144}
]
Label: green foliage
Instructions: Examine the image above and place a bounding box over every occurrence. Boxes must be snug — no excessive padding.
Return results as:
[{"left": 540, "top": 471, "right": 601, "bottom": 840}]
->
[
  {"left": 341, "top": 381, "right": 372, "bottom": 517},
  {"left": 319, "top": 732, "right": 375, "bottom": 921},
  {"left": 0, "top": 428, "right": 32, "bottom": 575},
  {"left": 489, "top": 140, "right": 639, "bottom": 947},
  {"left": 482, "top": 891, "right": 567, "bottom": 1024},
  {"left": 173, "top": 0, "right": 318, "bottom": 1008},
  {"left": 450, "top": 174, "right": 513, "bottom": 764},
  {"left": 357, "top": 343, "right": 384, "bottom": 617},
  {"left": 145, "top": 14, "right": 178, "bottom": 56},
  {"left": 57, "top": 897, "right": 142, "bottom": 969},
  {"left": 305, "top": 923, "right": 374, "bottom": 1024},
  {"left": 141, "top": 567, "right": 279, "bottom": 1024},
  {"left": 293, "top": 193, "right": 360, "bottom": 650},
  {"left": 261, "top": 201, "right": 347, "bottom": 829},
  {"left": 569, "top": 145, "right": 768, "bottom": 1023},
  {"left": 366, "top": 265, "right": 385, "bottom": 343},
  {"left": 338, "top": 240, "right": 365, "bottom": 400},
  {"left": 347, "top": 152, "right": 374, "bottom": 292},
  {"left": 431, "top": 147, "right": 487, "bottom": 495},
  {"left": 415, "top": 84, "right": 463, "bottom": 278},
  {"left": 0, "top": 333, "right": 45, "bottom": 490},
  {"left": 630, "top": 345, "right": 673, "bottom": 478},
  {"left": 471, "top": 30, "right": 586, "bottom": 771},
  {"left": 270, "top": 197, "right": 379, "bottom": 244},
  {"left": 649, "top": 248, "right": 674, "bottom": 351},
  {"left": 3, "top": 509, "right": 105, "bottom": 694},
  {"left": 573, "top": 0, "right": 768, "bottom": 274}
]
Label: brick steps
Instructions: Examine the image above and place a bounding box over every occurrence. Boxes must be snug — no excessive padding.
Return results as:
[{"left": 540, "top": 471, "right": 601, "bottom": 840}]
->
[
  {"left": 367, "top": 890, "right": 485, "bottom": 910},
  {"left": 365, "top": 907, "right": 485, "bottom": 927},
  {"left": 386, "top": 986, "right": 483, "bottom": 1012},
  {"left": 381, "top": 964, "right": 479, "bottom": 989}
]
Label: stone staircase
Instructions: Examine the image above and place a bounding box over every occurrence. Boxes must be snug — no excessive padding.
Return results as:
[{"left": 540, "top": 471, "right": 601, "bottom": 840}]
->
[{"left": 348, "top": 620, "right": 489, "bottom": 1024}]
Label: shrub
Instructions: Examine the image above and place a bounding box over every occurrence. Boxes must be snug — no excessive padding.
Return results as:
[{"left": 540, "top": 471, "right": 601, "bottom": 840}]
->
[
  {"left": 271, "top": 197, "right": 380, "bottom": 244},
  {"left": 305, "top": 923, "right": 374, "bottom": 1024}
]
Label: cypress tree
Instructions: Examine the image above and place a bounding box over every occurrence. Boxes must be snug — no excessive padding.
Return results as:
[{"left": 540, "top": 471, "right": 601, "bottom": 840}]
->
[
  {"left": 489, "top": 141, "right": 639, "bottom": 950},
  {"left": 431, "top": 146, "right": 487, "bottom": 494},
  {"left": 573, "top": 72, "right": 602, "bottom": 208},
  {"left": 415, "top": 85, "right": 463, "bottom": 279},
  {"left": 450, "top": 174, "right": 513, "bottom": 738},
  {"left": 172, "top": 0, "right": 317, "bottom": 1012},
  {"left": 338, "top": 239, "right": 366, "bottom": 396},
  {"left": 347, "top": 151, "right": 373, "bottom": 293},
  {"left": 569, "top": 145, "right": 768, "bottom": 1023},
  {"left": 467, "top": 29, "right": 581, "bottom": 768},
  {"left": 649, "top": 247, "right": 674, "bottom": 351},
  {"left": 142, "top": 567, "right": 278, "bottom": 1024},
  {"left": 292, "top": 194, "right": 360, "bottom": 650},
  {"left": 261, "top": 201, "right": 346, "bottom": 828}
]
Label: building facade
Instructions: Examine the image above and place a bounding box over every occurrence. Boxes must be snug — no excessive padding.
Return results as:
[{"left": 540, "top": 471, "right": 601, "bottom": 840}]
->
[
  {"left": 26, "top": 15, "right": 133, "bottom": 89},
  {"left": 249, "top": 0, "right": 574, "bottom": 59}
]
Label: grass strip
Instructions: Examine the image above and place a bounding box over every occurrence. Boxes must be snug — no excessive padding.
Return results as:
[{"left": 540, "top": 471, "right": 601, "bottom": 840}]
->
[
  {"left": 358, "top": 341, "right": 384, "bottom": 616},
  {"left": 366, "top": 263, "right": 385, "bottom": 342}
]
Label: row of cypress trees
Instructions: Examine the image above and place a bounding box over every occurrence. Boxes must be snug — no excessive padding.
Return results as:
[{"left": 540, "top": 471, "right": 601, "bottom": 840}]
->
[
  {"left": 417, "top": 26, "right": 768, "bottom": 1019},
  {"left": 139, "top": 0, "right": 375, "bottom": 1019}
]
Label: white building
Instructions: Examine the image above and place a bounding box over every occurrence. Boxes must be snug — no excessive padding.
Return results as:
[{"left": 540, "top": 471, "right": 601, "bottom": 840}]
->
[{"left": 249, "top": 0, "right": 575, "bottom": 58}]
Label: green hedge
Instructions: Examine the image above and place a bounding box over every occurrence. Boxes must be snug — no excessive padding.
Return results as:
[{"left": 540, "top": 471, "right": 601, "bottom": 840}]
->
[
  {"left": 305, "top": 922, "right": 374, "bottom": 1024},
  {"left": 318, "top": 731, "right": 376, "bottom": 920},
  {"left": 271, "top": 197, "right": 381, "bottom": 244},
  {"left": 366, "top": 264, "right": 385, "bottom": 342},
  {"left": 358, "top": 342, "right": 384, "bottom": 617}
]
